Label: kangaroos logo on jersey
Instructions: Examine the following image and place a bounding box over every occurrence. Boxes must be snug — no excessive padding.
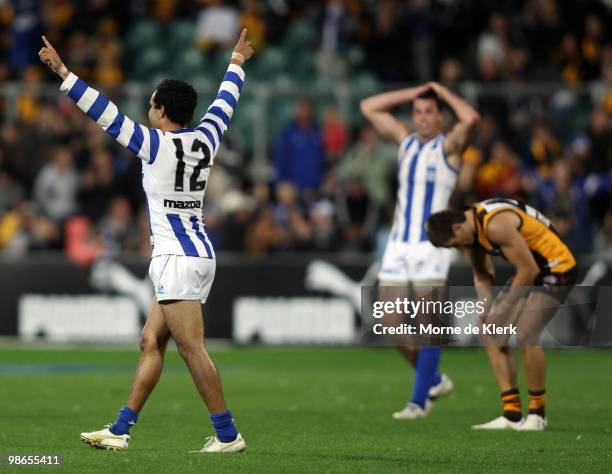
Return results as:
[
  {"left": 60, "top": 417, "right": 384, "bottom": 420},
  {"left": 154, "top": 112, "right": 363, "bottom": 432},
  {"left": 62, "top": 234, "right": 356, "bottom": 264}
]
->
[{"left": 163, "top": 199, "right": 202, "bottom": 209}]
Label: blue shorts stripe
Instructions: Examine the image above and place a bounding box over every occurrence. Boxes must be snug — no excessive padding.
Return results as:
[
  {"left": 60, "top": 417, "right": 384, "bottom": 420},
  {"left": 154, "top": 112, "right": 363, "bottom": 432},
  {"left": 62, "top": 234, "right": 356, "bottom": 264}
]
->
[
  {"left": 402, "top": 150, "right": 421, "bottom": 242},
  {"left": 166, "top": 214, "right": 199, "bottom": 257},
  {"left": 127, "top": 124, "right": 144, "bottom": 156},
  {"left": 189, "top": 216, "right": 213, "bottom": 258},
  {"left": 68, "top": 79, "right": 88, "bottom": 103},
  {"left": 223, "top": 72, "right": 244, "bottom": 92},
  {"left": 106, "top": 113, "right": 125, "bottom": 139},
  {"left": 87, "top": 93, "right": 110, "bottom": 121},
  {"left": 148, "top": 129, "right": 160, "bottom": 164},
  {"left": 207, "top": 106, "right": 230, "bottom": 126},
  {"left": 217, "top": 90, "right": 237, "bottom": 109}
]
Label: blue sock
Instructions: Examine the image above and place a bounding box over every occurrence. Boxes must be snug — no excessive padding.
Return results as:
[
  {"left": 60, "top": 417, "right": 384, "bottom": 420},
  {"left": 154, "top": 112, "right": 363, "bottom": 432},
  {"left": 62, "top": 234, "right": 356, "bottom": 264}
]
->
[
  {"left": 210, "top": 410, "right": 238, "bottom": 443},
  {"left": 109, "top": 406, "right": 139, "bottom": 435},
  {"left": 411, "top": 347, "right": 442, "bottom": 409},
  {"left": 432, "top": 371, "right": 442, "bottom": 387}
]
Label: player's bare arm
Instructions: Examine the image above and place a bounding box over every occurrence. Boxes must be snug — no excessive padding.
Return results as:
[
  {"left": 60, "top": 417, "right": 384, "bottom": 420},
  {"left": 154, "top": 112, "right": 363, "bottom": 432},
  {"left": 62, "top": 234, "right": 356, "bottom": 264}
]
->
[
  {"left": 427, "top": 82, "right": 480, "bottom": 167},
  {"left": 486, "top": 212, "right": 540, "bottom": 312},
  {"left": 360, "top": 84, "right": 429, "bottom": 145},
  {"left": 461, "top": 246, "right": 494, "bottom": 313}
]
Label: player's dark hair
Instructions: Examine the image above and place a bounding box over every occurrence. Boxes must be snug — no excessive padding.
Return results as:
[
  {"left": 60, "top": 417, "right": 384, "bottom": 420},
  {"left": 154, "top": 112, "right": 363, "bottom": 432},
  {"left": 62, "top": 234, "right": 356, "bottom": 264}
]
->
[
  {"left": 413, "top": 88, "right": 444, "bottom": 112},
  {"left": 426, "top": 209, "right": 466, "bottom": 247},
  {"left": 153, "top": 79, "right": 198, "bottom": 126}
]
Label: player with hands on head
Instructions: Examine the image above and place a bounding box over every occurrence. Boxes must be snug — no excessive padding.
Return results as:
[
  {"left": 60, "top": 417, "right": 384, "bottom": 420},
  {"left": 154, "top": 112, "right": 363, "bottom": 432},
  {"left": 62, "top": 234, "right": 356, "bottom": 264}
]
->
[{"left": 360, "top": 80, "right": 480, "bottom": 420}]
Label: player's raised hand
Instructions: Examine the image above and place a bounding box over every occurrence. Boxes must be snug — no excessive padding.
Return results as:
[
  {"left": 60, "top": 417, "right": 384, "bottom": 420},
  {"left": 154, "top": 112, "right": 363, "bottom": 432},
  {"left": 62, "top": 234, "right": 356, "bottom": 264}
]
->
[
  {"left": 426, "top": 81, "right": 448, "bottom": 96},
  {"left": 38, "top": 36, "right": 69, "bottom": 79},
  {"left": 231, "top": 29, "right": 254, "bottom": 64}
]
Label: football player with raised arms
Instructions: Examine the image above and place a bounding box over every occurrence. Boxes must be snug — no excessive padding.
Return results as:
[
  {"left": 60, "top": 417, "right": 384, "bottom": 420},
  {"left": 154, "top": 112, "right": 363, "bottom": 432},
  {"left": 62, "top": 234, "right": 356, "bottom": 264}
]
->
[
  {"left": 361, "top": 82, "right": 480, "bottom": 419},
  {"left": 39, "top": 30, "right": 254, "bottom": 452}
]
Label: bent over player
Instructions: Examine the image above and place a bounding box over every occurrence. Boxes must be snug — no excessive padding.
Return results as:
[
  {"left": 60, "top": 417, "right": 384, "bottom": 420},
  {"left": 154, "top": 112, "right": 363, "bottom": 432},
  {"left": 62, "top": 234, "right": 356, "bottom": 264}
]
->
[
  {"left": 39, "top": 31, "right": 254, "bottom": 452},
  {"left": 426, "top": 198, "right": 576, "bottom": 430},
  {"left": 361, "top": 82, "right": 480, "bottom": 419}
]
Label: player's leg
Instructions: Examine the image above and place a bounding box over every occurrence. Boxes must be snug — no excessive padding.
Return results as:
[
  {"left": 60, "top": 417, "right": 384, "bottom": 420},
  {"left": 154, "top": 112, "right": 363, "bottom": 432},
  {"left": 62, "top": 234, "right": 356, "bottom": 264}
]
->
[
  {"left": 405, "top": 246, "right": 456, "bottom": 412},
  {"left": 161, "top": 300, "right": 227, "bottom": 413},
  {"left": 160, "top": 299, "right": 244, "bottom": 452},
  {"left": 378, "top": 284, "right": 419, "bottom": 366},
  {"left": 406, "top": 283, "right": 448, "bottom": 414},
  {"left": 473, "top": 295, "right": 525, "bottom": 430},
  {"left": 80, "top": 297, "right": 170, "bottom": 450},
  {"left": 515, "top": 290, "right": 562, "bottom": 430},
  {"left": 124, "top": 297, "right": 171, "bottom": 412}
]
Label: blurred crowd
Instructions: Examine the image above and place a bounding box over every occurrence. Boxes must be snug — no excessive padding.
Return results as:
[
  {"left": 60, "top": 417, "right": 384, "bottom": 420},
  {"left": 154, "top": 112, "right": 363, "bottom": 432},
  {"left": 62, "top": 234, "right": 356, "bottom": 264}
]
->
[{"left": 0, "top": 0, "right": 611, "bottom": 262}]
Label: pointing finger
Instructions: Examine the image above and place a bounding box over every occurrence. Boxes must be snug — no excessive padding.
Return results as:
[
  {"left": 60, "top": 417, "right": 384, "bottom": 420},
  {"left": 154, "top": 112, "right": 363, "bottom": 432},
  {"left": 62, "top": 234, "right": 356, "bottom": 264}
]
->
[
  {"left": 240, "top": 28, "right": 247, "bottom": 42},
  {"left": 42, "top": 35, "right": 53, "bottom": 49}
]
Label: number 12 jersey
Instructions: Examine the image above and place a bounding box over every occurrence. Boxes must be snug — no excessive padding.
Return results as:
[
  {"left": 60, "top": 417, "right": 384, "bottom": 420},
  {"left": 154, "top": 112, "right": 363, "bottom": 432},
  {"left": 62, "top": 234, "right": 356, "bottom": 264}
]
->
[{"left": 60, "top": 63, "right": 246, "bottom": 259}]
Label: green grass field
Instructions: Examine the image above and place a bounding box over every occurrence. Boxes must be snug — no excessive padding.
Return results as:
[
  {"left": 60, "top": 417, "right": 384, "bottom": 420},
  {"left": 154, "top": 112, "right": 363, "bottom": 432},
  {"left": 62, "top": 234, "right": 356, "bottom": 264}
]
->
[{"left": 0, "top": 345, "right": 610, "bottom": 473}]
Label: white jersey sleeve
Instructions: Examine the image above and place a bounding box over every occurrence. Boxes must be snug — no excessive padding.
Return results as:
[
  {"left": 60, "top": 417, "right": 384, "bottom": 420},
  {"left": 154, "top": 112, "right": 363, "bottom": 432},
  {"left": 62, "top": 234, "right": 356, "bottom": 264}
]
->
[
  {"left": 194, "top": 63, "right": 244, "bottom": 156},
  {"left": 60, "top": 72, "right": 162, "bottom": 164}
]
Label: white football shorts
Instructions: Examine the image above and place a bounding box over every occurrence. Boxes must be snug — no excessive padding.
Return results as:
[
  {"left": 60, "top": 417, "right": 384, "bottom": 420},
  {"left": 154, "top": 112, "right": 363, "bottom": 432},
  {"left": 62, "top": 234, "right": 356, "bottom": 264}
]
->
[
  {"left": 378, "top": 240, "right": 454, "bottom": 284},
  {"left": 149, "top": 255, "right": 216, "bottom": 303}
]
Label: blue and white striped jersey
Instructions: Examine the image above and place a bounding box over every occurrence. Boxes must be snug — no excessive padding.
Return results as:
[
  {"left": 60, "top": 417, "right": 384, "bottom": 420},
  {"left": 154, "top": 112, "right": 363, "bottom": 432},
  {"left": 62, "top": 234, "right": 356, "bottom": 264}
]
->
[
  {"left": 390, "top": 132, "right": 459, "bottom": 244},
  {"left": 60, "top": 64, "right": 245, "bottom": 259}
]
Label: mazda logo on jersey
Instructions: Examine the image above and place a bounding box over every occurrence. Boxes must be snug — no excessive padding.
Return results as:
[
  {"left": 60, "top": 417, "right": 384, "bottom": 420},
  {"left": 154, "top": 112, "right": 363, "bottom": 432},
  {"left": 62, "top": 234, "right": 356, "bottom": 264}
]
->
[{"left": 163, "top": 199, "right": 202, "bottom": 209}]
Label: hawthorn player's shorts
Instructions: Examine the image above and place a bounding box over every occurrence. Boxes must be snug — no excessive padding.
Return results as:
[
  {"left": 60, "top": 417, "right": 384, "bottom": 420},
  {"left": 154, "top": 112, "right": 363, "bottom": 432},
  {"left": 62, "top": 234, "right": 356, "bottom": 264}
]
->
[
  {"left": 149, "top": 255, "right": 216, "bottom": 303},
  {"left": 501, "top": 267, "right": 577, "bottom": 304}
]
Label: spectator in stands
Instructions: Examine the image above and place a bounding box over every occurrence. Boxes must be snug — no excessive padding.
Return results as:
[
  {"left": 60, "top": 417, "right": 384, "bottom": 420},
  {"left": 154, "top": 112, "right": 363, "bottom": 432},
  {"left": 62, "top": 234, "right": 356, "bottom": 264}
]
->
[
  {"left": 584, "top": 107, "right": 611, "bottom": 174},
  {"left": 244, "top": 182, "right": 280, "bottom": 254},
  {"left": 581, "top": 13, "right": 606, "bottom": 81},
  {"left": 334, "top": 125, "right": 395, "bottom": 207},
  {"left": 98, "top": 197, "right": 139, "bottom": 256},
  {"left": 0, "top": 168, "right": 24, "bottom": 215},
  {"left": 477, "top": 12, "right": 511, "bottom": 79},
  {"left": 538, "top": 159, "right": 592, "bottom": 254},
  {"left": 321, "top": 106, "right": 348, "bottom": 165},
  {"left": 33, "top": 145, "right": 79, "bottom": 221},
  {"left": 365, "top": 0, "right": 404, "bottom": 82},
  {"left": 195, "top": 0, "right": 240, "bottom": 50},
  {"left": 523, "top": 0, "right": 563, "bottom": 80},
  {"left": 454, "top": 146, "right": 483, "bottom": 207},
  {"left": 8, "top": 0, "right": 41, "bottom": 72},
  {"left": 474, "top": 140, "right": 523, "bottom": 200},
  {"left": 65, "top": 215, "right": 102, "bottom": 265},
  {"left": 273, "top": 181, "right": 311, "bottom": 251},
  {"left": 274, "top": 99, "right": 325, "bottom": 192},
  {"left": 335, "top": 176, "right": 378, "bottom": 252},
  {"left": 557, "top": 34, "right": 584, "bottom": 84},
  {"left": 11, "top": 203, "right": 61, "bottom": 255},
  {"left": 245, "top": 207, "right": 280, "bottom": 255},
  {"left": 528, "top": 121, "right": 560, "bottom": 178},
  {"left": 239, "top": 0, "right": 266, "bottom": 50},
  {"left": 308, "top": 199, "right": 338, "bottom": 252},
  {"left": 77, "top": 147, "right": 118, "bottom": 222},
  {"left": 315, "top": 0, "right": 354, "bottom": 78},
  {"left": 439, "top": 57, "right": 463, "bottom": 89},
  {"left": 217, "top": 190, "right": 256, "bottom": 251}
]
